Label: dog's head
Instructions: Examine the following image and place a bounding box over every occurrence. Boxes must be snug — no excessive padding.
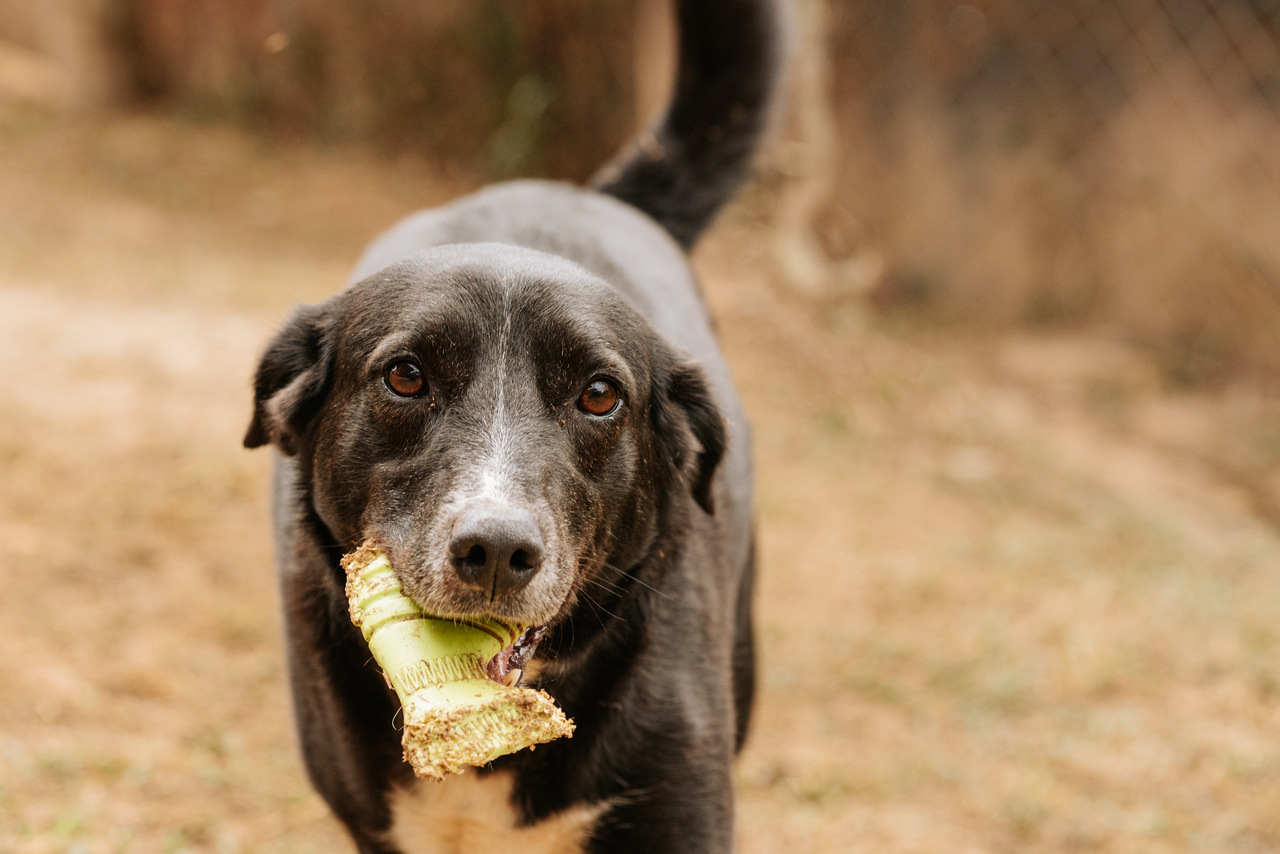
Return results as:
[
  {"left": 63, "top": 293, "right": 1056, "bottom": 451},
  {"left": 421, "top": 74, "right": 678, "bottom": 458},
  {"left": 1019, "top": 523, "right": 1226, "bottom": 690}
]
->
[{"left": 245, "top": 243, "right": 724, "bottom": 628}]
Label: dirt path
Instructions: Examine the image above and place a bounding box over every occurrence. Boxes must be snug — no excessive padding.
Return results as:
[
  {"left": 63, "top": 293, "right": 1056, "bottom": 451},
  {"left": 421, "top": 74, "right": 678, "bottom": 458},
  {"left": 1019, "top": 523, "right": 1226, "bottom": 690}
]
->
[{"left": 1, "top": 111, "right": 1278, "bottom": 853}]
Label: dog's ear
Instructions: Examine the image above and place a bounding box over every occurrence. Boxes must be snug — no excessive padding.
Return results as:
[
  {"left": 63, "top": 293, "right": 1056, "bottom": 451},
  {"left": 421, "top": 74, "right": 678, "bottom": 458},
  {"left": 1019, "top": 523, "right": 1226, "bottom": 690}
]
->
[
  {"left": 244, "top": 301, "right": 336, "bottom": 455},
  {"left": 652, "top": 356, "right": 727, "bottom": 515}
]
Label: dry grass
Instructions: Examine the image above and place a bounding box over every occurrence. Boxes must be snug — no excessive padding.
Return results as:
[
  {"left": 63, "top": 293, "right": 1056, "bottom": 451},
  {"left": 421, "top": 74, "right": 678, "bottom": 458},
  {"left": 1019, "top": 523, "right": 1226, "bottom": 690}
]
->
[{"left": 1, "top": 106, "right": 1278, "bottom": 853}]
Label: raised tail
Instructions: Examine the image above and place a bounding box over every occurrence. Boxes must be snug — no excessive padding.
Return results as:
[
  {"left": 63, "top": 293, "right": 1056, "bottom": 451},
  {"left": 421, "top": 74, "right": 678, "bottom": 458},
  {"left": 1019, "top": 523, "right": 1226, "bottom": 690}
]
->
[{"left": 591, "top": 0, "right": 783, "bottom": 250}]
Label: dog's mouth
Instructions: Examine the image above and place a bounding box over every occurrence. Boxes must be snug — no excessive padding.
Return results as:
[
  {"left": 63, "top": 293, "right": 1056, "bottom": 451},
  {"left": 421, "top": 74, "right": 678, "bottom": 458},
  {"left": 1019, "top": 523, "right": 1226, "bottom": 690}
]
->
[{"left": 486, "top": 624, "right": 546, "bottom": 687}]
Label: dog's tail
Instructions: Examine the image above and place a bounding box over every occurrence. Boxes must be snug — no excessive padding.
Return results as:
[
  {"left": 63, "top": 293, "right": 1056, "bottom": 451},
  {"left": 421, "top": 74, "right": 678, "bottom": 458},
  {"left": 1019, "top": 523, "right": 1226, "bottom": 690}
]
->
[{"left": 591, "top": 0, "right": 783, "bottom": 250}]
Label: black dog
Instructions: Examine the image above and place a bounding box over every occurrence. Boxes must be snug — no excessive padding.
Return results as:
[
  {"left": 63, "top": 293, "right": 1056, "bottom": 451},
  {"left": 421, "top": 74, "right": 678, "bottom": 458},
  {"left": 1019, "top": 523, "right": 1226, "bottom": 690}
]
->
[{"left": 244, "top": 1, "right": 779, "bottom": 850}]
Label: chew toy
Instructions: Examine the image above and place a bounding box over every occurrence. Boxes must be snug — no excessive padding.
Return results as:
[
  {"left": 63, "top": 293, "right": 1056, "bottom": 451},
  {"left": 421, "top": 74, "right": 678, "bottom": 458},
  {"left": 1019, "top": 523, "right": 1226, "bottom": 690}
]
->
[{"left": 341, "top": 543, "right": 574, "bottom": 781}]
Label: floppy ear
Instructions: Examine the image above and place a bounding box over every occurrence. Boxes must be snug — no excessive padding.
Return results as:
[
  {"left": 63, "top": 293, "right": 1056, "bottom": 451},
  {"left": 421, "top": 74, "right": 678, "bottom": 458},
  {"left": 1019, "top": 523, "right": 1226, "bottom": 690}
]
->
[
  {"left": 244, "top": 301, "right": 336, "bottom": 455},
  {"left": 652, "top": 356, "right": 728, "bottom": 515}
]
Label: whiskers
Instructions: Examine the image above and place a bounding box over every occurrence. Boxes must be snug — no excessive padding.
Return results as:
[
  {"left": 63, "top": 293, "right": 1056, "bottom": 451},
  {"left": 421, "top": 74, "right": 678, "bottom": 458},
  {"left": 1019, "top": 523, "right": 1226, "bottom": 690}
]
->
[
  {"left": 569, "top": 553, "right": 675, "bottom": 630},
  {"left": 578, "top": 575, "right": 624, "bottom": 625},
  {"left": 579, "top": 555, "right": 673, "bottom": 602}
]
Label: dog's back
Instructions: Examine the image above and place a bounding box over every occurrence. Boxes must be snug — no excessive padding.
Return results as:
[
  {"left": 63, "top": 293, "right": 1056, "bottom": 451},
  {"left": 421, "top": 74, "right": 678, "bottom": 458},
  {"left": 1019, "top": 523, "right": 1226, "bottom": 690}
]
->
[
  {"left": 353, "top": 0, "right": 781, "bottom": 324},
  {"left": 355, "top": 0, "right": 779, "bottom": 264}
]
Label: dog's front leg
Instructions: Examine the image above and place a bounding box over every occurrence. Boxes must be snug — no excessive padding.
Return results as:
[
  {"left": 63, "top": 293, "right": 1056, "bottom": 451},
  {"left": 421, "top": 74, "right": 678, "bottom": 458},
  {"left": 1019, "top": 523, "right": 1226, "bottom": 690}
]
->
[
  {"left": 274, "top": 483, "right": 412, "bottom": 851},
  {"left": 581, "top": 736, "right": 737, "bottom": 854}
]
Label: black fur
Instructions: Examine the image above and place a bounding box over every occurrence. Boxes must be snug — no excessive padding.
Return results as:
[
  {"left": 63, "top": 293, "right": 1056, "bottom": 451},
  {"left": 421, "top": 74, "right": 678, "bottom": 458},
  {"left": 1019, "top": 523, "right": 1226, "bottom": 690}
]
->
[
  {"left": 245, "top": 301, "right": 334, "bottom": 455},
  {"left": 245, "top": 2, "right": 779, "bottom": 851},
  {"left": 593, "top": 0, "right": 782, "bottom": 248}
]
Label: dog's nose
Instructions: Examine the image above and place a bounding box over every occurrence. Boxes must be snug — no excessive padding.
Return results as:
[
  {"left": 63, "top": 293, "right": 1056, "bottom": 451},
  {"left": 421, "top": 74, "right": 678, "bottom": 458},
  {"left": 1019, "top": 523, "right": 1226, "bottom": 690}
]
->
[{"left": 448, "top": 505, "right": 545, "bottom": 598}]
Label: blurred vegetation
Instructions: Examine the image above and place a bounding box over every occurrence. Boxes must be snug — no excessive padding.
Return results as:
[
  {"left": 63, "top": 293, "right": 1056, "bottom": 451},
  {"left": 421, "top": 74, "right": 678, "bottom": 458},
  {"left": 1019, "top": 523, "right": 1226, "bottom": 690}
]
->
[
  {"left": 57, "top": 0, "right": 640, "bottom": 179},
  {"left": 2, "top": 0, "right": 1278, "bottom": 384}
]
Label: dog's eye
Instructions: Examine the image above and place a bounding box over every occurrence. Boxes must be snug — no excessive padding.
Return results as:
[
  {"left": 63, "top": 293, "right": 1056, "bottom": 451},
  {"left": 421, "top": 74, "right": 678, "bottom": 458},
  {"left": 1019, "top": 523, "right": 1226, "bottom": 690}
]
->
[
  {"left": 385, "top": 360, "right": 427, "bottom": 397},
  {"left": 578, "top": 379, "right": 620, "bottom": 416}
]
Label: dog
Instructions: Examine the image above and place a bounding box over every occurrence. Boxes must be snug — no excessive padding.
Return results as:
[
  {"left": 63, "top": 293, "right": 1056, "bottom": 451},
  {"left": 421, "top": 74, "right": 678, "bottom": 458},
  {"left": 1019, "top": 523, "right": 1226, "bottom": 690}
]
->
[{"left": 244, "top": 1, "right": 780, "bottom": 851}]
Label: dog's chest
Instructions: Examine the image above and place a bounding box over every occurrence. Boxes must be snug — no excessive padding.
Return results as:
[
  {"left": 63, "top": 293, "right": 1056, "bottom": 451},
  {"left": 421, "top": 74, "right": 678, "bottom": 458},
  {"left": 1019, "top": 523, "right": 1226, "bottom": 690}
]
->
[{"left": 388, "top": 771, "right": 604, "bottom": 854}]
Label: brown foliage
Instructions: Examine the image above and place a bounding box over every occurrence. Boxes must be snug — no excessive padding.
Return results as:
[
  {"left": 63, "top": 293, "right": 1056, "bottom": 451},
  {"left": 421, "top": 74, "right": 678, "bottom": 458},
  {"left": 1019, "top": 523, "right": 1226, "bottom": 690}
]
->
[
  {"left": 6, "top": 0, "right": 1276, "bottom": 380},
  {"left": 106, "top": 0, "right": 640, "bottom": 179}
]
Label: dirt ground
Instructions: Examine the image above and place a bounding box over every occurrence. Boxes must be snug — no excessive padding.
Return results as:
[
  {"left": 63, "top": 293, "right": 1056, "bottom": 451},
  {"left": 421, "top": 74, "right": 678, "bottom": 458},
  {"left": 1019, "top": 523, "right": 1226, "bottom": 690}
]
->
[{"left": 1, "top": 105, "right": 1279, "bottom": 854}]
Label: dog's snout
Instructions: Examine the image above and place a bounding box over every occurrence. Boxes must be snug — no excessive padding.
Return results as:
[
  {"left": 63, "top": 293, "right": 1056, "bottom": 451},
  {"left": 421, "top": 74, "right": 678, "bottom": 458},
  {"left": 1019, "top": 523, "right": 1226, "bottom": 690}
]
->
[{"left": 448, "top": 506, "right": 545, "bottom": 598}]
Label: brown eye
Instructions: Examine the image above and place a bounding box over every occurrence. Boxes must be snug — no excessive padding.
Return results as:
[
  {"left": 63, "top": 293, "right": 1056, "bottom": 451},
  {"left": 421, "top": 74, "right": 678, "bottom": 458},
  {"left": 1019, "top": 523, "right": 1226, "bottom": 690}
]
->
[
  {"left": 578, "top": 379, "right": 620, "bottom": 416},
  {"left": 385, "top": 360, "right": 426, "bottom": 397}
]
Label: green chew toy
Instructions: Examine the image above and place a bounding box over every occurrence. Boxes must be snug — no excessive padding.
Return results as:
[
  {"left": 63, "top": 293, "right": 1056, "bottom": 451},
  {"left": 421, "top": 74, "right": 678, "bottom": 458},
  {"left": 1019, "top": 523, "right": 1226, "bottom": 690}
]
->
[{"left": 341, "top": 543, "right": 574, "bottom": 782}]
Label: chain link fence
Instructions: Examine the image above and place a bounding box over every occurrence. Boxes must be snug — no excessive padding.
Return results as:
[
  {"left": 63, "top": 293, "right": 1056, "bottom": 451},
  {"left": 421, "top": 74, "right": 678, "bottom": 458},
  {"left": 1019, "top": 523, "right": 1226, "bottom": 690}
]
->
[{"left": 799, "top": 0, "right": 1280, "bottom": 382}]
